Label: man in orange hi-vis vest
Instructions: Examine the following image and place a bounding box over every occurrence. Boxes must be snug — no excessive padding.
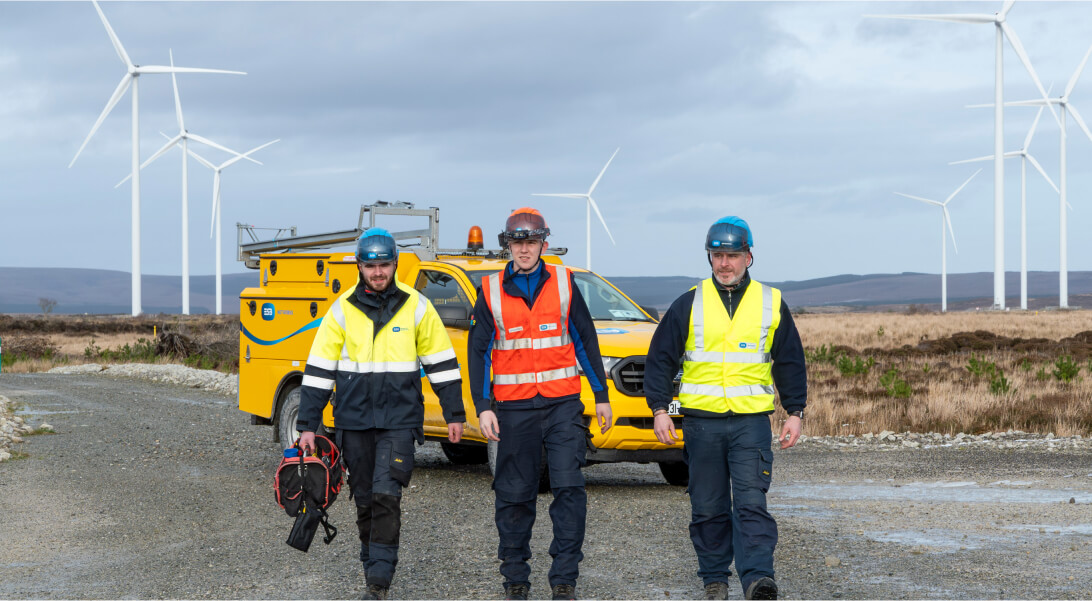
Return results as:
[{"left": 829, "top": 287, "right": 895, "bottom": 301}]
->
[{"left": 468, "top": 208, "right": 612, "bottom": 601}]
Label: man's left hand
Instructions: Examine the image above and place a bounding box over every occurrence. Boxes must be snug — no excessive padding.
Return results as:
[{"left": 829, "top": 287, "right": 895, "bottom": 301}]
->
[
  {"left": 448, "top": 422, "right": 464, "bottom": 443},
  {"left": 779, "top": 415, "right": 802, "bottom": 449},
  {"left": 595, "top": 403, "right": 613, "bottom": 434}
]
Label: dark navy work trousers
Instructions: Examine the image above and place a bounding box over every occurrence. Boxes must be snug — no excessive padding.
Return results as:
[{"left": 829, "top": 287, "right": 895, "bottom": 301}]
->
[
  {"left": 340, "top": 428, "right": 416, "bottom": 588},
  {"left": 493, "top": 399, "right": 588, "bottom": 588},
  {"left": 683, "top": 414, "right": 777, "bottom": 590}
]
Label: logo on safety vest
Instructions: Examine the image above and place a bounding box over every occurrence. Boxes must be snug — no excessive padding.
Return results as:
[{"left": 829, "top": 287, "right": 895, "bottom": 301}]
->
[
  {"left": 539, "top": 323, "right": 558, "bottom": 332},
  {"left": 261, "top": 303, "right": 275, "bottom": 321},
  {"left": 392, "top": 326, "right": 401, "bottom": 332},
  {"left": 738, "top": 342, "right": 757, "bottom": 349}
]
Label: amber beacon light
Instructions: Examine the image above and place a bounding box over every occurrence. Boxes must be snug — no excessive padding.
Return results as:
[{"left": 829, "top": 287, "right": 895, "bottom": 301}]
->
[{"left": 467, "top": 226, "right": 484, "bottom": 251}]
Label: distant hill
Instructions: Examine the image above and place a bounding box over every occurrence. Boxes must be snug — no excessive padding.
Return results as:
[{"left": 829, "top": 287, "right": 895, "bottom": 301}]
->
[{"left": 3, "top": 266, "right": 1092, "bottom": 314}]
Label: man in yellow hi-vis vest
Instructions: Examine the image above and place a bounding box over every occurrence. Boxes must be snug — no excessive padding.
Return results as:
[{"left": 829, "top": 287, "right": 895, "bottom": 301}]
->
[
  {"left": 298, "top": 228, "right": 465, "bottom": 601},
  {"left": 644, "top": 217, "right": 807, "bottom": 601}
]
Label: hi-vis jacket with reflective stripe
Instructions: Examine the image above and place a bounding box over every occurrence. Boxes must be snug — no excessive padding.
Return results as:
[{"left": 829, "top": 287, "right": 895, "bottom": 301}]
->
[
  {"left": 296, "top": 279, "right": 463, "bottom": 433},
  {"left": 679, "top": 278, "right": 781, "bottom": 414},
  {"left": 481, "top": 263, "right": 582, "bottom": 402}
]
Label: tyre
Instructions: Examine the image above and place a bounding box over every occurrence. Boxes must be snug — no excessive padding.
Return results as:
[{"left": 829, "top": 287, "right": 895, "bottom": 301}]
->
[
  {"left": 488, "top": 439, "right": 551, "bottom": 494},
  {"left": 276, "top": 381, "right": 328, "bottom": 450},
  {"left": 440, "top": 442, "right": 488, "bottom": 465},
  {"left": 658, "top": 460, "right": 689, "bottom": 486}
]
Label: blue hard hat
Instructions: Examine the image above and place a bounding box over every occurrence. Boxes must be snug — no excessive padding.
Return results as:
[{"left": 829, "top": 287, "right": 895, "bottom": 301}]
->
[
  {"left": 705, "top": 216, "right": 753, "bottom": 252},
  {"left": 356, "top": 228, "right": 397, "bottom": 263}
]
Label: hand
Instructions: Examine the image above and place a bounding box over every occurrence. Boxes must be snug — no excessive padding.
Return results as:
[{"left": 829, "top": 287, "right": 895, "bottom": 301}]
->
[
  {"left": 448, "top": 422, "right": 464, "bottom": 443},
  {"left": 298, "top": 431, "right": 316, "bottom": 455},
  {"left": 779, "top": 415, "right": 802, "bottom": 449},
  {"left": 653, "top": 413, "right": 678, "bottom": 445},
  {"left": 478, "top": 410, "right": 500, "bottom": 441},
  {"left": 595, "top": 403, "right": 613, "bottom": 434}
]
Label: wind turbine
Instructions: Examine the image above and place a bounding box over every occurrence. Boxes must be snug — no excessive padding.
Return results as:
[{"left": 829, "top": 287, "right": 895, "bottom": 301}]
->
[
  {"left": 115, "top": 51, "right": 259, "bottom": 315},
  {"left": 1004, "top": 43, "right": 1092, "bottom": 309},
  {"left": 866, "top": 0, "right": 1057, "bottom": 310},
  {"left": 69, "top": 0, "right": 244, "bottom": 316},
  {"left": 895, "top": 169, "right": 981, "bottom": 313},
  {"left": 532, "top": 148, "right": 619, "bottom": 271},
  {"left": 951, "top": 104, "right": 1059, "bottom": 310},
  {"left": 188, "top": 140, "right": 279, "bottom": 314}
]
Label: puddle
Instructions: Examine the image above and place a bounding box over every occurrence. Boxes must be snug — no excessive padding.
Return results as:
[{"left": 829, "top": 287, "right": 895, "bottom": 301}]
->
[
  {"left": 775, "top": 480, "right": 1092, "bottom": 504},
  {"left": 160, "top": 396, "right": 229, "bottom": 407},
  {"left": 1005, "top": 524, "right": 1092, "bottom": 536},
  {"left": 15, "top": 408, "right": 78, "bottom": 416},
  {"left": 865, "top": 528, "right": 992, "bottom": 551}
]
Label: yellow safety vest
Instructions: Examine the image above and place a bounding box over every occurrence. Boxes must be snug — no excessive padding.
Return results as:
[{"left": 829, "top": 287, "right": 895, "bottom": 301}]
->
[{"left": 678, "top": 278, "right": 782, "bottom": 414}]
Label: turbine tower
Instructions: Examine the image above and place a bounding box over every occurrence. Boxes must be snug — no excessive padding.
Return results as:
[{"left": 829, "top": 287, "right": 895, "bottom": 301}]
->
[
  {"left": 1005, "top": 43, "right": 1092, "bottom": 309},
  {"left": 115, "top": 51, "right": 259, "bottom": 314},
  {"left": 952, "top": 104, "right": 1059, "bottom": 310},
  {"left": 69, "top": 0, "right": 244, "bottom": 316},
  {"left": 895, "top": 169, "right": 981, "bottom": 313},
  {"left": 532, "top": 148, "right": 619, "bottom": 271},
  {"left": 188, "top": 140, "right": 279, "bottom": 314},
  {"left": 866, "top": 0, "right": 1056, "bottom": 310}
]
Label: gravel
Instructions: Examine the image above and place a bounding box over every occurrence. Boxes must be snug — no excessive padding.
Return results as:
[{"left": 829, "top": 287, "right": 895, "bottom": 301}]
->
[{"left": 1, "top": 367, "right": 1091, "bottom": 599}]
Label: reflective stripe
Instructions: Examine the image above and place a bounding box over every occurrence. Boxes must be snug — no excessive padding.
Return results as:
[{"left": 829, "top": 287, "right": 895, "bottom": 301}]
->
[
  {"left": 307, "top": 354, "right": 338, "bottom": 371},
  {"left": 679, "top": 382, "right": 775, "bottom": 398},
  {"left": 338, "top": 360, "right": 420, "bottom": 374},
  {"left": 414, "top": 291, "right": 428, "bottom": 326},
  {"left": 556, "top": 265, "right": 571, "bottom": 337},
  {"left": 487, "top": 272, "right": 505, "bottom": 341},
  {"left": 419, "top": 347, "right": 456, "bottom": 365},
  {"left": 685, "top": 351, "right": 772, "bottom": 364},
  {"left": 494, "top": 334, "right": 572, "bottom": 351},
  {"left": 302, "top": 374, "right": 335, "bottom": 390},
  {"left": 759, "top": 284, "right": 773, "bottom": 351},
  {"left": 494, "top": 365, "right": 579, "bottom": 385},
  {"left": 692, "top": 284, "right": 704, "bottom": 351},
  {"left": 330, "top": 299, "right": 346, "bottom": 330},
  {"left": 427, "top": 368, "right": 461, "bottom": 384}
]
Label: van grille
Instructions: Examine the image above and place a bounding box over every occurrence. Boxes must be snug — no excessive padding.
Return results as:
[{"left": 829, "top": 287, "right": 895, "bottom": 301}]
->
[{"left": 610, "top": 356, "right": 682, "bottom": 398}]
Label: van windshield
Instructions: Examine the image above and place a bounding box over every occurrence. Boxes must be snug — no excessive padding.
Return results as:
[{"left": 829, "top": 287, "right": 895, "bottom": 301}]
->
[{"left": 464, "top": 268, "right": 653, "bottom": 322}]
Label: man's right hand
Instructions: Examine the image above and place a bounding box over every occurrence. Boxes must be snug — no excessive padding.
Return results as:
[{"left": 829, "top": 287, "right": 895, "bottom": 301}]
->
[
  {"left": 298, "top": 431, "right": 316, "bottom": 455},
  {"left": 478, "top": 410, "right": 500, "bottom": 441},
  {"left": 653, "top": 413, "right": 678, "bottom": 445}
]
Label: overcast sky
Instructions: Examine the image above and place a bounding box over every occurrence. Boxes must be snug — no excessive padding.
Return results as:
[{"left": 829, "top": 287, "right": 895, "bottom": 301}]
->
[{"left": 3, "top": 1, "right": 1092, "bottom": 285}]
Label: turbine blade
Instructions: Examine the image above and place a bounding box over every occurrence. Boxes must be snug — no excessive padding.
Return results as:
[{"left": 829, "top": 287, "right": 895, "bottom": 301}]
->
[
  {"left": 92, "top": 0, "right": 132, "bottom": 68},
  {"left": 587, "top": 147, "right": 620, "bottom": 195},
  {"left": 1068, "top": 105, "right": 1092, "bottom": 144},
  {"left": 1000, "top": 0, "right": 1016, "bottom": 18},
  {"left": 1003, "top": 23, "right": 1061, "bottom": 127},
  {"left": 69, "top": 73, "right": 132, "bottom": 167},
  {"left": 136, "top": 66, "right": 247, "bottom": 75},
  {"left": 587, "top": 196, "right": 616, "bottom": 245},
  {"left": 1025, "top": 155, "right": 1059, "bottom": 194},
  {"left": 949, "top": 155, "right": 993, "bottom": 165},
  {"left": 115, "top": 135, "right": 182, "bottom": 188},
  {"left": 169, "top": 50, "right": 185, "bottom": 132},
  {"left": 221, "top": 139, "right": 279, "bottom": 168},
  {"left": 1023, "top": 104, "right": 1046, "bottom": 151},
  {"left": 186, "top": 133, "right": 261, "bottom": 165},
  {"left": 894, "top": 192, "right": 942, "bottom": 206},
  {"left": 943, "top": 206, "right": 958, "bottom": 254},
  {"left": 945, "top": 168, "right": 982, "bottom": 204},
  {"left": 863, "top": 14, "right": 995, "bottom": 24},
  {"left": 1065, "top": 43, "right": 1092, "bottom": 98},
  {"left": 187, "top": 147, "right": 216, "bottom": 170}
]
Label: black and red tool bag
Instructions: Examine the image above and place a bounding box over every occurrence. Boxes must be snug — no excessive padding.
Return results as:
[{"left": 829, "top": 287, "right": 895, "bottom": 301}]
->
[{"left": 274, "top": 435, "right": 344, "bottom": 552}]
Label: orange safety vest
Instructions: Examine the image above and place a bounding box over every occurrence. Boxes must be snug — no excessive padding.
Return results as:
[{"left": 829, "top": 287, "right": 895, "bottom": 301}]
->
[{"left": 482, "top": 263, "right": 582, "bottom": 401}]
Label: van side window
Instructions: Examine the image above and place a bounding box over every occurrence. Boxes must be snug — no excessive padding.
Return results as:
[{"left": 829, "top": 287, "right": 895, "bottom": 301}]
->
[{"left": 414, "top": 270, "right": 471, "bottom": 312}]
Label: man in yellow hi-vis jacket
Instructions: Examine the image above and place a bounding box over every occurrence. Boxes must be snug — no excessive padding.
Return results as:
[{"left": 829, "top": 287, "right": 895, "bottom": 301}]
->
[
  {"left": 298, "top": 228, "right": 464, "bottom": 601},
  {"left": 644, "top": 217, "right": 807, "bottom": 601}
]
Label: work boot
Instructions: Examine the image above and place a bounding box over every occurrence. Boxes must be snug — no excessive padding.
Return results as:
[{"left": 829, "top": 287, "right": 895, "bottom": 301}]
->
[
  {"left": 504, "top": 583, "right": 529, "bottom": 600},
  {"left": 704, "top": 581, "right": 730, "bottom": 600},
  {"left": 551, "top": 583, "right": 576, "bottom": 600},
  {"left": 745, "top": 577, "right": 778, "bottom": 600},
  {"left": 361, "top": 583, "right": 389, "bottom": 600}
]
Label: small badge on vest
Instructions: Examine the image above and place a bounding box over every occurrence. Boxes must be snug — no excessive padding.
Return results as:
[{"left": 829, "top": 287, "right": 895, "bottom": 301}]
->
[
  {"left": 508, "top": 326, "right": 523, "bottom": 334},
  {"left": 539, "top": 323, "right": 558, "bottom": 332},
  {"left": 738, "top": 342, "right": 757, "bottom": 349}
]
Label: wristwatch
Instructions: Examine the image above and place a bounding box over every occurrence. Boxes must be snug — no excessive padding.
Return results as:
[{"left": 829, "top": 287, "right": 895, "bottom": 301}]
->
[{"left": 788, "top": 410, "right": 804, "bottom": 420}]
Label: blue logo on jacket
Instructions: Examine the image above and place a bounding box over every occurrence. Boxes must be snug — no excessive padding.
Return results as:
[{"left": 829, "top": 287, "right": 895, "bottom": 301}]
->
[
  {"left": 261, "top": 303, "right": 275, "bottom": 321},
  {"left": 392, "top": 326, "right": 401, "bottom": 332}
]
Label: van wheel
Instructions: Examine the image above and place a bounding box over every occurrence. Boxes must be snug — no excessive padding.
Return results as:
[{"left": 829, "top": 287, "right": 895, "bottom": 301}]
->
[
  {"left": 277, "top": 382, "right": 328, "bottom": 450},
  {"left": 658, "top": 460, "right": 689, "bottom": 486},
  {"left": 440, "top": 442, "right": 488, "bottom": 465},
  {"left": 488, "top": 440, "right": 551, "bottom": 494}
]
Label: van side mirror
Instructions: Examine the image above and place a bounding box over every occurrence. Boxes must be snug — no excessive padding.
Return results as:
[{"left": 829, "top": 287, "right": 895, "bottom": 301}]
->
[
  {"left": 640, "top": 305, "right": 660, "bottom": 321},
  {"left": 435, "top": 304, "right": 472, "bottom": 330}
]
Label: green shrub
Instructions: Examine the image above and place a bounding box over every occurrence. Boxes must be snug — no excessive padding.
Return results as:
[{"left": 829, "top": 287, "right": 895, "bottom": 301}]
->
[
  {"left": 805, "top": 344, "right": 837, "bottom": 365},
  {"left": 879, "top": 367, "right": 912, "bottom": 398},
  {"left": 989, "top": 369, "right": 1012, "bottom": 395},
  {"left": 1052, "top": 355, "right": 1080, "bottom": 383},
  {"left": 837, "top": 355, "right": 875, "bottom": 377}
]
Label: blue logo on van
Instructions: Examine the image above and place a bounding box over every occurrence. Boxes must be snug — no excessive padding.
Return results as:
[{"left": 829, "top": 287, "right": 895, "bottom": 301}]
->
[{"left": 261, "top": 303, "right": 275, "bottom": 321}]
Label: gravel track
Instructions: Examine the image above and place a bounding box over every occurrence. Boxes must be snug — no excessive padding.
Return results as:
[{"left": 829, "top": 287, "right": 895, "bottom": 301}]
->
[{"left": 1, "top": 371, "right": 1090, "bottom": 600}]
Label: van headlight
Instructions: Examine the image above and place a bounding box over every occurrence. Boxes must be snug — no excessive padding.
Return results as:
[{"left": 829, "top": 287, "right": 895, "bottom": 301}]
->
[{"left": 577, "top": 356, "right": 623, "bottom": 377}]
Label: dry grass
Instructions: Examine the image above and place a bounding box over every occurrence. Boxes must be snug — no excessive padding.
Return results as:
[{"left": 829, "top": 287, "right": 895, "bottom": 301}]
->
[{"left": 788, "top": 310, "right": 1092, "bottom": 437}]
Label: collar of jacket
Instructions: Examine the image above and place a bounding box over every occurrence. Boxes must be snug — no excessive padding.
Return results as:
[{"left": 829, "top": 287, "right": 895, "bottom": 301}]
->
[
  {"left": 349, "top": 280, "right": 410, "bottom": 336},
  {"left": 711, "top": 270, "right": 750, "bottom": 294},
  {"left": 502, "top": 259, "right": 550, "bottom": 306}
]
